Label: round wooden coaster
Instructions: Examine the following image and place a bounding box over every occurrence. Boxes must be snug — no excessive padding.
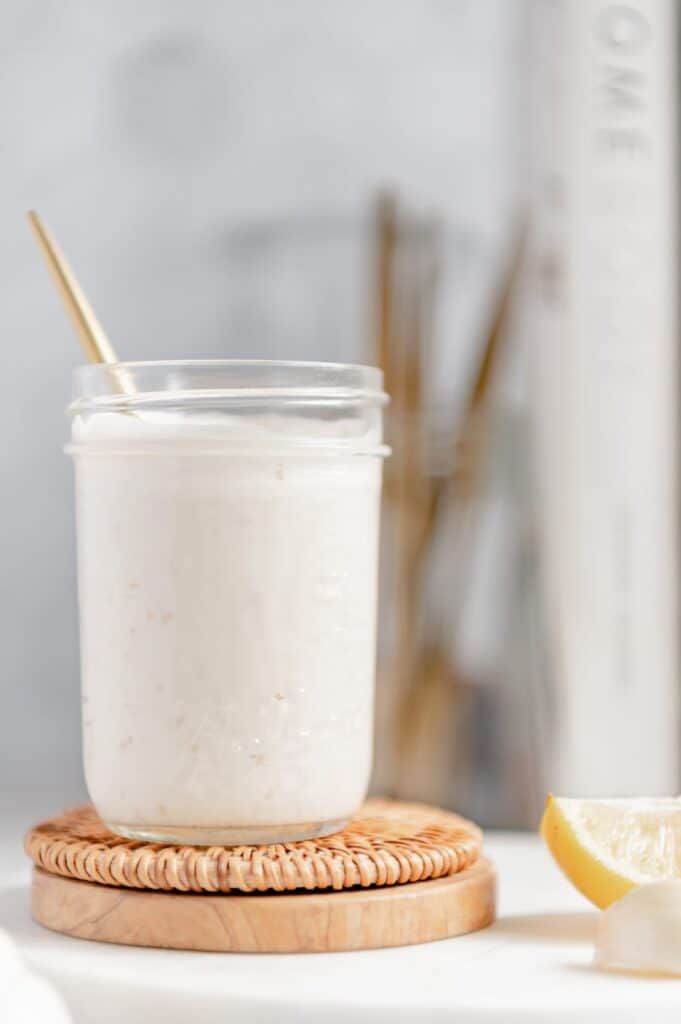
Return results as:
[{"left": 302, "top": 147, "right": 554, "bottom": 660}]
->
[
  {"left": 25, "top": 800, "right": 482, "bottom": 895},
  {"left": 31, "top": 858, "right": 496, "bottom": 953}
]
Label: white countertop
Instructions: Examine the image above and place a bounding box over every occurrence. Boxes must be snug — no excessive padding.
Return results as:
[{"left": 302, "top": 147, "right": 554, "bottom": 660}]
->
[{"left": 3, "top": 798, "right": 681, "bottom": 1023}]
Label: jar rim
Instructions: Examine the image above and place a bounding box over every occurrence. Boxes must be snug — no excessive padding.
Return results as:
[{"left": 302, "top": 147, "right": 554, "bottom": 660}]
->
[{"left": 70, "top": 359, "right": 386, "bottom": 413}]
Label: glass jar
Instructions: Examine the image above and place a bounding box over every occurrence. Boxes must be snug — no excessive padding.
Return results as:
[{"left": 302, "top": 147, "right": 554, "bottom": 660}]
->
[{"left": 67, "top": 360, "right": 388, "bottom": 845}]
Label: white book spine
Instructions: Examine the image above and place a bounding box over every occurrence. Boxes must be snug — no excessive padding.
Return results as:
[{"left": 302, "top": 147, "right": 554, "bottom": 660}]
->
[{"left": 530, "top": 0, "right": 678, "bottom": 794}]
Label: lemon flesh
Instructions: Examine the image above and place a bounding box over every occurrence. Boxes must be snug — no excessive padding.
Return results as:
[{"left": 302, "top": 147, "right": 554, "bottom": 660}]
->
[{"left": 540, "top": 795, "right": 681, "bottom": 910}]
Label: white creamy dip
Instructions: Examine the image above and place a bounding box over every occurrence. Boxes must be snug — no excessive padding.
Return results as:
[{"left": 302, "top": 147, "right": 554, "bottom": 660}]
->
[{"left": 71, "top": 408, "right": 384, "bottom": 843}]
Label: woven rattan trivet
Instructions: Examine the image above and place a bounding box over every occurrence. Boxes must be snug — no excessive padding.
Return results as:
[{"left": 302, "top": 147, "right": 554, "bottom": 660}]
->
[{"left": 26, "top": 799, "right": 496, "bottom": 952}]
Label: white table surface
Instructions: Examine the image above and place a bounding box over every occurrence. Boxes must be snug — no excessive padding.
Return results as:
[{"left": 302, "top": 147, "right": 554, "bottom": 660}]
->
[{"left": 2, "top": 797, "right": 681, "bottom": 1024}]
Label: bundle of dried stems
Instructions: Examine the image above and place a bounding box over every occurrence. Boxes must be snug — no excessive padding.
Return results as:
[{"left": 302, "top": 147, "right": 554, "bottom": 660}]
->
[{"left": 371, "top": 195, "right": 525, "bottom": 805}]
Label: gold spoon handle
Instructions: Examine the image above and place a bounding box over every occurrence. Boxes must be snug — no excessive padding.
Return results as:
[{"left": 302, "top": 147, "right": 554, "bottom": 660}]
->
[
  {"left": 28, "top": 211, "right": 135, "bottom": 396},
  {"left": 28, "top": 211, "right": 120, "bottom": 365}
]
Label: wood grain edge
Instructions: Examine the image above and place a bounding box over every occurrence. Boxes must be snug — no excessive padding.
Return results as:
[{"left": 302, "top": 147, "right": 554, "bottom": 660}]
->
[{"left": 31, "top": 860, "right": 496, "bottom": 953}]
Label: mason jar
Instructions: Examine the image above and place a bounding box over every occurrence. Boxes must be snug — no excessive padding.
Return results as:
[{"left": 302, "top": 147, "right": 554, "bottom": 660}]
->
[{"left": 67, "top": 360, "right": 388, "bottom": 845}]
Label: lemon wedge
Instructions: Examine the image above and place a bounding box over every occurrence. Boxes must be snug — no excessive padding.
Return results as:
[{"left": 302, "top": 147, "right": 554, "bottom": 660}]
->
[{"left": 540, "top": 795, "right": 681, "bottom": 909}]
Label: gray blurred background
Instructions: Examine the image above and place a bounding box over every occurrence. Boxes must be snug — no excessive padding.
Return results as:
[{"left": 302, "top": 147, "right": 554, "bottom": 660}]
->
[{"left": 2, "top": 1, "right": 523, "bottom": 807}]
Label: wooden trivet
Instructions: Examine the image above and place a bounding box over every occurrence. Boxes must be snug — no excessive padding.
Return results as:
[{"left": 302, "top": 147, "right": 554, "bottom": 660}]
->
[
  {"left": 26, "top": 800, "right": 496, "bottom": 952},
  {"left": 31, "top": 862, "right": 495, "bottom": 953}
]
